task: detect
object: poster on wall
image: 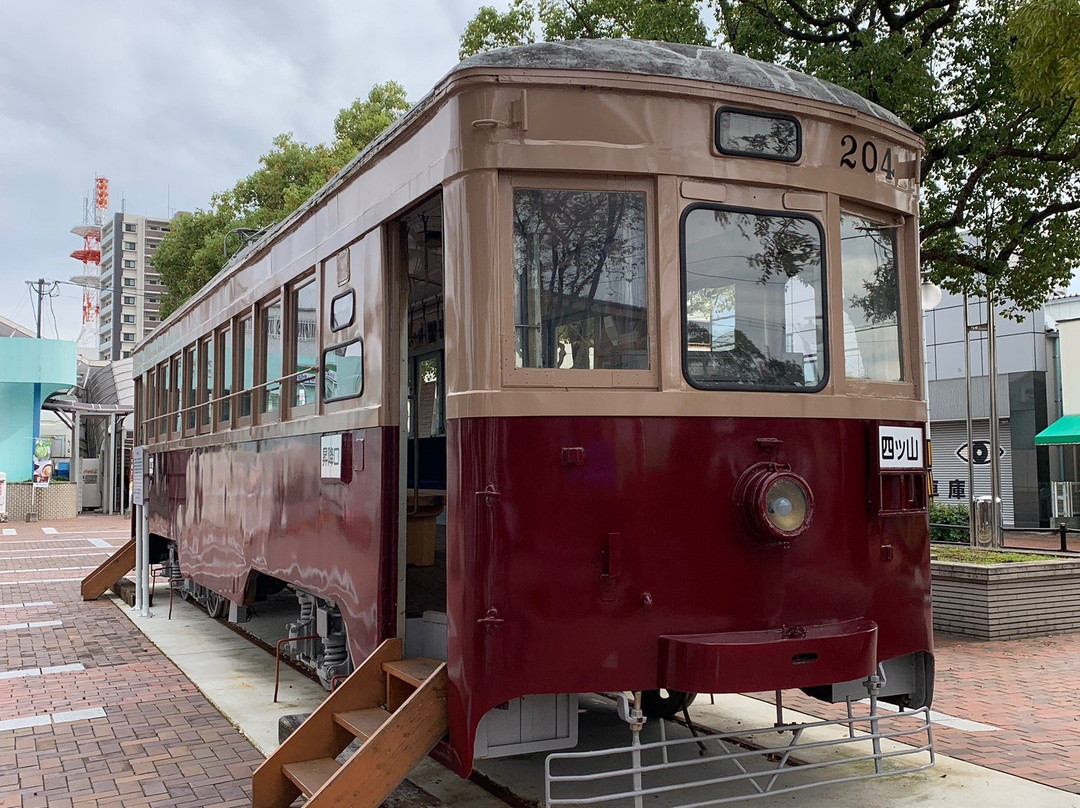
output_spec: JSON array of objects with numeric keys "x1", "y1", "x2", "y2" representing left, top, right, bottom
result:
[{"x1": 32, "y1": 438, "x2": 52, "y2": 488}]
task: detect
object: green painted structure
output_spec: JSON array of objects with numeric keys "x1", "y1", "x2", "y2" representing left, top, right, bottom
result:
[{"x1": 0, "y1": 339, "x2": 77, "y2": 481}]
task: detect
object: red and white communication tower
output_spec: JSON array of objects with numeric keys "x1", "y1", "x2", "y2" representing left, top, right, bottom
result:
[{"x1": 70, "y1": 177, "x2": 109, "y2": 349}]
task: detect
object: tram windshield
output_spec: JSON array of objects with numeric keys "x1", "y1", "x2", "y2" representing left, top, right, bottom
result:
[
  {"x1": 682, "y1": 206, "x2": 826, "y2": 390},
  {"x1": 513, "y1": 188, "x2": 649, "y2": 371},
  {"x1": 840, "y1": 213, "x2": 902, "y2": 381}
]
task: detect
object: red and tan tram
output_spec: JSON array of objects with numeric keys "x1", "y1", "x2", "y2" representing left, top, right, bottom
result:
[{"x1": 133, "y1": 40, "x2": 933, "y2": 777}]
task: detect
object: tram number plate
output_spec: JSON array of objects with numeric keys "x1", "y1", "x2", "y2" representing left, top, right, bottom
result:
[
  {"x1": 839, "y1": 135, "x2": 896, "y2": 181},
  {"x1": 878, "y1": 425, "x2": 924, "y2": 470}
]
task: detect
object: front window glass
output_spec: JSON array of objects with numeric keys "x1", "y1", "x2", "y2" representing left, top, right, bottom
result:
[
  {"x1": 682, "y1": 206, "x2": 826, "y2": 390},
  {"x1": 841, "y1": 214, "x2": 902, "y2": 381},
  {"x1": 513, "y1": 188, "x2": 648, "y2": 370}
]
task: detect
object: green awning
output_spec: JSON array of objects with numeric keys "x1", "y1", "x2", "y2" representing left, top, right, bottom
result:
[{"x1": 1035, "y1": 415, "x2": 1080, "y2": 445}]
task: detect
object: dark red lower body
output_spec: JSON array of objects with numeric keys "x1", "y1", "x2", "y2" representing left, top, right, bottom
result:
[{"x1": 148, "y1": 414, "x2": 933, "y2": 776}]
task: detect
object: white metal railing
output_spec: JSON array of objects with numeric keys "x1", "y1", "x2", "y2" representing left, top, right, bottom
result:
[{"x1": 545, "y1": 706, "x2": 933, "y2": 808}]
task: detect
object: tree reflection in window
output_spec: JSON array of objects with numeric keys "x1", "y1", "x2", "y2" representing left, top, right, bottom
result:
[
  {"x1": 842, "y1": 214, "x2": 902, "y2": 381},
  {"x1": 716, "y1": 110, "x2": 800, "y2": 160},
  {"x1": 683, "y1": 207, "x2": 825, "y2": 389},
  {"x1": 514, "y1": 189, "x2": 648, "y2": 370}
]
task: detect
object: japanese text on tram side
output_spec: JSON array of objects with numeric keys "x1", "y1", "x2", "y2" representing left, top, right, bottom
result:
[{"x1": 878, "y1": 425, "x2": 924, "y2": 470}]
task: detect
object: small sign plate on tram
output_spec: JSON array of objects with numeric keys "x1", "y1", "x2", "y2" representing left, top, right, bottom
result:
[
  {"x1": 877, "y1": 425, "x2": 924, "y2": 470},
  {"x1": 321, "y1": 434, "x2": 343, "y2": 481}
]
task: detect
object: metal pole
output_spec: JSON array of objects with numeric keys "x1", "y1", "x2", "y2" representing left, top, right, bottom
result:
[
  {"x1": 140, "y1": 495, "x2": 151, "y2": 617},
  {"x1": 73, "y1": 413, "x2": 82, "y2": 513},
  {"x1": 987, "y1": 284, "x2": 1003, "y2": 548},
  {"x1": 963, "y1": 293, "x2": 976, "y2": 546},
  {"x1": 134, "y1": 501, "x2": 144, "y2": 612}
]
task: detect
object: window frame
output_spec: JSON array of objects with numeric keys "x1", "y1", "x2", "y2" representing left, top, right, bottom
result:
[
  {"x1": 329, "y1": 289, "x2": 356, "y2": 332},
  {"x1": 322, "y1": 337, "x2": 365, "y2": 403},
  {"x1": 257, "y1": 295, "x2": 283, "y2": 421},
  {"x1": 679, "y1": 201, "x2": 830, "y2": 394},
  {"x1": 289, "y1": 273, "x2": 319, "y2": 418},
  {"x1": 235, "y1": 312, "x2": 254, "y2": 426},
  {"x1": 500, "y1": 173, "x2": 658, "y2": 390},
  {"x1": 713, "y1": 106, "x2": 803, "y2": 163}
]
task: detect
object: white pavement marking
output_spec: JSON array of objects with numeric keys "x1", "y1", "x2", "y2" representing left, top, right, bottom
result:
[
  {"x1": 0, "y1": 553, "x2": 110, "y2": 561},
  {"x1": 0, "y1": 537, "x2": 111, "y2": 546},
  {"x1": 2, "y1": 529, "x2": 15, "y2": 536},
  {"x1": 0, "y1": 620, "x2": 63, "y2": 631},
  {"x1": 0, "y1": 707, "x2": 106, "y2": 732},
  {"x1": 0, "y1": 566, "x2": 97, "y2": 574},
  {"x1": 857, "y1": 699, "x2": 1001, "y2": 732},
  {"x1": 0, "y1": 601, "x2": 54, "y2": 609},
  {"x1": 0, "y1": 663, "x2": 85, "y2": 681},
  {"x1": 41, "y1": 527, "x2": 58, "y2": 534},
  {"x1": 0, "y1": 578, "x2": 85, "y2": 585},
  {"x1": 88, "y1": 538, "x2": 116, "y2": 548}
]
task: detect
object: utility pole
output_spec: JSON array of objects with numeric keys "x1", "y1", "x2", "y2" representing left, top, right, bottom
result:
[{"x1": 30, "y1": 277, "x2": 46, "y2": 338}]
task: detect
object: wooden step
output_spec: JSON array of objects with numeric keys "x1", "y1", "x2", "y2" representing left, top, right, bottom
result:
[
  {"x1": 382, "y1": 658, "x2": 441, "y2": 687},
  {"x1": 282, "y1": 757, "x2": 341, "y2": 798},
  {"x1": 81, "y1": 537, "x2": 136, "y2": 600},
  {"x1": 334, "y1": 707, "x2": 392, "y2": 741}
]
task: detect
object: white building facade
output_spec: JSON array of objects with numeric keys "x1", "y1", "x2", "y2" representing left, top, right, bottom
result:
[{"x1": 98, "y1": 213, "x2": 169, "y2": 361}]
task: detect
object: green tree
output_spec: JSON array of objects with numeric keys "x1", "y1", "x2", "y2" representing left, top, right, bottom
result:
[
  {"x1": 155, "y1": 81, "x2": 410, "y2": 317},
  {"x1": 460, "y1": 1, "x2": 1080, "y2": 316},
  {"x1": 1009, "y1": 0, "x2": 1080, "y2": 103}
]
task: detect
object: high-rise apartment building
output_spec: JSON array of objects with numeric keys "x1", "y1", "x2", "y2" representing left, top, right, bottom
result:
[{"x1": 98, "y1": 213, "x2": 169, "y2": 361}]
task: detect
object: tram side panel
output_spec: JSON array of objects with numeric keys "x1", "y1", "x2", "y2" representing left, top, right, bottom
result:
[
  {"x1": 445, "y1": 413, "x2": 932, "y2": 775},
  {"x1": 147, "y1": 425, "x2": 399, "y2": 663}
]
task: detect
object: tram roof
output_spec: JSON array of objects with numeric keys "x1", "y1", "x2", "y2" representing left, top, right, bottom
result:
[
  {"x1": 455, "y1": 39, "x2": 908, "y2": 129},
  {"x1": 139, "y1": 40, "x2": 907, "y2": 359}
]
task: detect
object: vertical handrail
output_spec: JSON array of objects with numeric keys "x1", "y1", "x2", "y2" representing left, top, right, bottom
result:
[{"x1": 273, "y1": 634, "x2": 321, "y2": 702}]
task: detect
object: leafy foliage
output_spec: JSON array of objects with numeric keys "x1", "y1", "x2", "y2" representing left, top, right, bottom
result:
[
  {"x1": 929, "y1": 500, "x2": 970, "y2": 544},
  {"x1": 460, "y1": 1, "x2": 1080, "y2": 316},
  {"x1": 155, "y1": 82, "x2": 410, "y2": 318}
]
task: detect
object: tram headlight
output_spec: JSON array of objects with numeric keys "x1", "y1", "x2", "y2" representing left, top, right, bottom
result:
[
  {"x1": 735, "y1": 463, "x2": 814, "y2": 543},
  {"x1": 764, "y1": 477, "x2": 810, "y2": 534}
]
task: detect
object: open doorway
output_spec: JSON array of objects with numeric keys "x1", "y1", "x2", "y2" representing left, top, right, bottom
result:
[{"x1": 396, "y1": 194, "x2": 448, "y2": 659}]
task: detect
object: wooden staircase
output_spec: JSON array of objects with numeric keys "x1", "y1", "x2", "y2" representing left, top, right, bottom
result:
[
  {"x1": 80, "y1": 537, "x2": 136, "y2": 600},
  {"x1": 252, "y1": 637, "x2": 448, "y2": 808}
]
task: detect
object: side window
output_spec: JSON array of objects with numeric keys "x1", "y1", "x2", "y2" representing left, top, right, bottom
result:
[
  {"x1": 840, "y1": 213, "x2": 902, "y2": 381},
  {"x1": 330, "y1": 290, "x2": 355, "y2": 332},
  {"x1": 323, "y1": 339, "x2": 363, "y2": 401},
  {"x1": 682, "y1": 205, "x2": 826, "y2": 390},
  {"x1": 219, "y1": 325, "x2": 233, "y2": 424},
  {"x1": 261, "y1": 299, "x2": 282, "y2": 414},
  {"x1": 293, "y1": 279, "x2": 319, "y2": 407},
  {"x1": 201, "y1": 336, "x2": 213, "y2": 427},
  {"x1": 237, "y1": 316, "x2": 254, "y2": 418},
  {"x1": 513, "y1": 188, "x2": 649, "y2": 370}
]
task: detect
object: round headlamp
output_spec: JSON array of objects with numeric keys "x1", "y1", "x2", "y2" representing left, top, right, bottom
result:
[{"x1": 735, "y1": 463, "x2": 815, "y2": 544}]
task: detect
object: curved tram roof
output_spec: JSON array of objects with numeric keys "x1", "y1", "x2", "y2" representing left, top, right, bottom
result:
[
  {"x1": 145, "y1": 39, "x2": 909, "y2": 352},
  {"x1": 456, "y1": 39, "x2": 906, "y2": 128}
]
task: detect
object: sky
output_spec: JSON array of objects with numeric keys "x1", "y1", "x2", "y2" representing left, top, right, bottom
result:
[{"x1": 0, "y1": 0, "x2": 489, "y2": 343}]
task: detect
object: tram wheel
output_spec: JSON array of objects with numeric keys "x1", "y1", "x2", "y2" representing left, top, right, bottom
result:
[
  {"x1": 205, "y1": 593, "x2": 227, "y2": 618},
  {"x1": 640, "y1": 689, "x2": 696, "y2": 720}
]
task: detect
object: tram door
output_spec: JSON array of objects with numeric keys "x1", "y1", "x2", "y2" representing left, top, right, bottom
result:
[{"x1": 394, "y1": 195, "x2": 448, "y2": 659}]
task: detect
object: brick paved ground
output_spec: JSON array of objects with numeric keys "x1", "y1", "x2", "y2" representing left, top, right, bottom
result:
[
  {"x1": 755, "y1": 629, "x2": 1080, "y2": 795},
  {"x1": 0, "y1": 514, "x2": 263, "y2": 808},
  {"x1": 4, "y1": 512, "x2": 1080, "y2": 803}
]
